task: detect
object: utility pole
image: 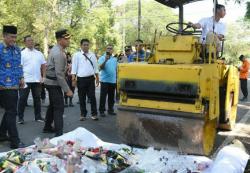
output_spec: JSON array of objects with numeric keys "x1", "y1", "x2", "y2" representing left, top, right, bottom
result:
[
  {"x1": 138, "y1": 0, "x2": 141, "y2": 40},
  {"x1": 122, "y1": 5, "x2": 126, "y2": 50}
]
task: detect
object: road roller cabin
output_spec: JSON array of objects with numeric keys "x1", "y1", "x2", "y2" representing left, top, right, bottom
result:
[{"x1": 117, "y1": 0, "x2": 239, "y2": 155}]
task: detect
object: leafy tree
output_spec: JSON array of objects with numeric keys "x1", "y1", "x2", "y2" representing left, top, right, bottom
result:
[
  {"x1": 115, "y1": 0, "x2": 178, "y2": 50},
  {"x1": 245, "y1": 1, "x2": 250, "y2": 20},
  {"x1": 224, "y1": 20, "x2": 250, "y2": 64},
  {"x1": 222, "y1": 0, "x2": 250, "y2": 63},
  {"x1": 0, "y1": 0, "x2": 118, "y2": 56}
]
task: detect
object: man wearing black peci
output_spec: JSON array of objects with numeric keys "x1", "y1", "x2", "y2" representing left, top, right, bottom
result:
[{"x1": 0, "y1": 25, "x2": 26, "y2": 149}]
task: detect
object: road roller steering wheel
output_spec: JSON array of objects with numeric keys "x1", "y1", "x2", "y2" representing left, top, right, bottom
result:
[{"x1": 166, "y1": 22, "x2": 201, "y2": 35}]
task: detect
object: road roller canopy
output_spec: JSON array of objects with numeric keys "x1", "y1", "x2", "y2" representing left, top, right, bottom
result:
[
  {"x1": 154, "y1": 0, "x2": 206, "y2": 31},
  {"x1": 154, "y1": 0, "x2": 203, "y2": 8}
]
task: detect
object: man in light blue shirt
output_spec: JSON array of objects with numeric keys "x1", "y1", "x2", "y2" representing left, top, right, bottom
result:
[{"x1": 98, "y1": 44, "x2": 118, "y2": 116}]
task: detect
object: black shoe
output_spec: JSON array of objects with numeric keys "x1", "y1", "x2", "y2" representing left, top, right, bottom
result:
[
  {"x1": 54, "y1": 132, "x2": 63, "y2": 137},
  {"x1": 91, "y1": 115, "x2": 99, "y2": 120},
  {"x1": 10, "y1": 142, "x2": 26, "y2": 149},
  {"x1": 80, "y1": 116, "x2": 86, "y2": 121},
  {"x1": 43, "y1": 128, "x2": 55, "y2": 133},
  {"x1": 100, "y1": 112, "x2": 106, "y2": 117},
  {"x1": 18, "y1": 118, "x2": 24, "y2": 124},
  {"x1": 108, "y1": 111, "x2": 117, "y2": 116},
  {"x1": 35, "y1": 117, "x2": 45, "y2": 122},
  {"x1": 0, "y1": 135, "x2": 9, "y2": 142},
  {"x1": 69, "y1": 103, "x2": 74, "y2": 107},
  {"x1": 64, "y1": 104, "x2": 69, "y2": 107},
  {"x1": 240, "y1": 97, "x2": 248, "y2": 101}
]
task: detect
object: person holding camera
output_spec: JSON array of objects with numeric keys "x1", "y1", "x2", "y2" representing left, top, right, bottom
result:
[
  {"x1": 71, "y1": 39, "x2": 99, "y2": 121},
  {"x1": 98, "y1": 45, "x2": 118, "y2": 117}
]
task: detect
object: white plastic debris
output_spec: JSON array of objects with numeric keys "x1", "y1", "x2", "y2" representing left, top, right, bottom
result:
[
  {"x1": 207, "y1": 145, "x2": 249, "y2": 173},
  {"x1": 1, "y1": 127, "x2": 249, "y2": 173},
  {"x1": 128, "y1": 147, "x2": 212, "y2": 173}
]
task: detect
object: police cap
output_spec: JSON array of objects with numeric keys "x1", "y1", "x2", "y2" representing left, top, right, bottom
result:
[
  {"x1": 55, "y1": 29, "x2": 71, "y2": 39},
  {"x1": 3, "y1": 25, "x2": 17, "y2": 34}
]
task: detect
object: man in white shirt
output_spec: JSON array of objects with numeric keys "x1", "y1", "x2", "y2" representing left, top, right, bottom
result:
[
  {"x1": 71, "y1": 39, "x2": 99, "y2": 121},
  {"x1": 189, "y1": 4, "x2": 226, "y2": 43},
  {"x1": 18, "y1": 35, "x2": 46, "y2": 124}
]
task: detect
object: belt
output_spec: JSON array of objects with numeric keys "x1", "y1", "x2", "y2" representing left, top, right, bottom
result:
[
  {"x1": 44, "y1": 85, "x2": 61, "y2": 89},
  {"x1": 77, "y1": 75, "x2": 95, "y2": 79},
  {"x1": 46, "y1": 75, "x2": 57, "y2": 80}
]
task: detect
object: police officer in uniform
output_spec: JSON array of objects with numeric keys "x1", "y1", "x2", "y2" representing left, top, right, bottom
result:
[
  {"x1": 43, "y1": 29, "x2": 73, "y2": 137},
  {"x1": 0, "y1": 25, "x2": 25, "y2": 149}
]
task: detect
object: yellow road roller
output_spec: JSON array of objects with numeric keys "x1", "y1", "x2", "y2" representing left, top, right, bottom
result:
[{"x1": 117, "y1": 0, "x2": 239, "y2": 155}]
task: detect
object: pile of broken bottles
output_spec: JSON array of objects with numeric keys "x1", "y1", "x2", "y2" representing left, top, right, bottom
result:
[
  {"x1": 0, "y1": 138, "x2": 214, "y2": 173},
  {"x1": 0, "y1": 138, "x2": 131, "y2": 173}
]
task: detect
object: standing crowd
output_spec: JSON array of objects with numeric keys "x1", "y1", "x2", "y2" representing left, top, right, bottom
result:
[
  {"x1": 0, "y1": 25, "x2": 149, "y2": 149},
  {"x1": 0, "y1": 4, "x2": 248, "y2": 149}
]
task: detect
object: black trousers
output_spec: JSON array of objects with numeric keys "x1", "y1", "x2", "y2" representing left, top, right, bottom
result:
[
  {"x1": 0, "y1": 90, "x2": 20, "y2": 145},
  {"x1": 18, "y1": 83, "x2": 42, "y2": 120},
  {"x1": 44, "y1": 86, "x2": 64, "y2": 136},
  {"x1": 41, "y1": 83, "x2": 46, "y2": 100},
  {"x1": 77, "y1": 76, "x2": 97, "y2": 116},
  {"x1": 240, "y1": 79, "x2": 248, "y2": 98},
  {"x1": 64, "y1": 76, "x2": 75, "y2": 101},
  {"x1": 99, "y1": 82, "x2": 116, "y2": 113}
]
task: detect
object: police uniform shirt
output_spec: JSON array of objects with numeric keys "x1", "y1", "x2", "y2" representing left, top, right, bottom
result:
[
  {"x1": 44, "y1": 44, "x2": 70, "y2": 93},
  {"x1": 0, "y1": 43, "x2": 23, "y2": 89}
]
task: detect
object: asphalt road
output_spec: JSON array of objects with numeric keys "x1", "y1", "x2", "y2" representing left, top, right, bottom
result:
[
  {"x1": 0, "y1": 83, "x2": 249, "y2": 156},
  {"x1": 0, "y1": 87, "x2": 122, "y2": 152}
]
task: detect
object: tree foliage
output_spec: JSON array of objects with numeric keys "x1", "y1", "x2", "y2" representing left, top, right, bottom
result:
[
  {"x1": 245, "y1": 1, "x2": 250, "y2": 20},
  {"x1": 222, "y1": 0, "x2": 250, "y2": 63},
  {"x1": 0, "y1": 0, "x2": 117, "y2": 55},
  {"x1": 224, "y1": 20, "x2": 250, "y2": 64},
  {"x1": 115, "y1": 0, "x2": 178, "y2": 48},
  {"x1": 0, "y1": 0, "x2": 247, "y2": 56}
]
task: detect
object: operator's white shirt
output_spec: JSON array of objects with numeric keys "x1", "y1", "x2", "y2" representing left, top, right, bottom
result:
[
  {"x1": 21, "y1": 48, "x2": 46, "y2": 83},
  {"x1": 71, "y1": 50, "x2": 99, "y2": 77},
  {"x1": 198, "y1": 16, "x2": 226, "y2": 42}
]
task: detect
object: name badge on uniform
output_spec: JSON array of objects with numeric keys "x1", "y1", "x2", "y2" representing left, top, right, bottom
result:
[
  {"x1": 5, "y1": 63, "x2": 11, "y2": 68},
  {"x1": 6, "y1": 77, "x2": 11, "y2": 82}
]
